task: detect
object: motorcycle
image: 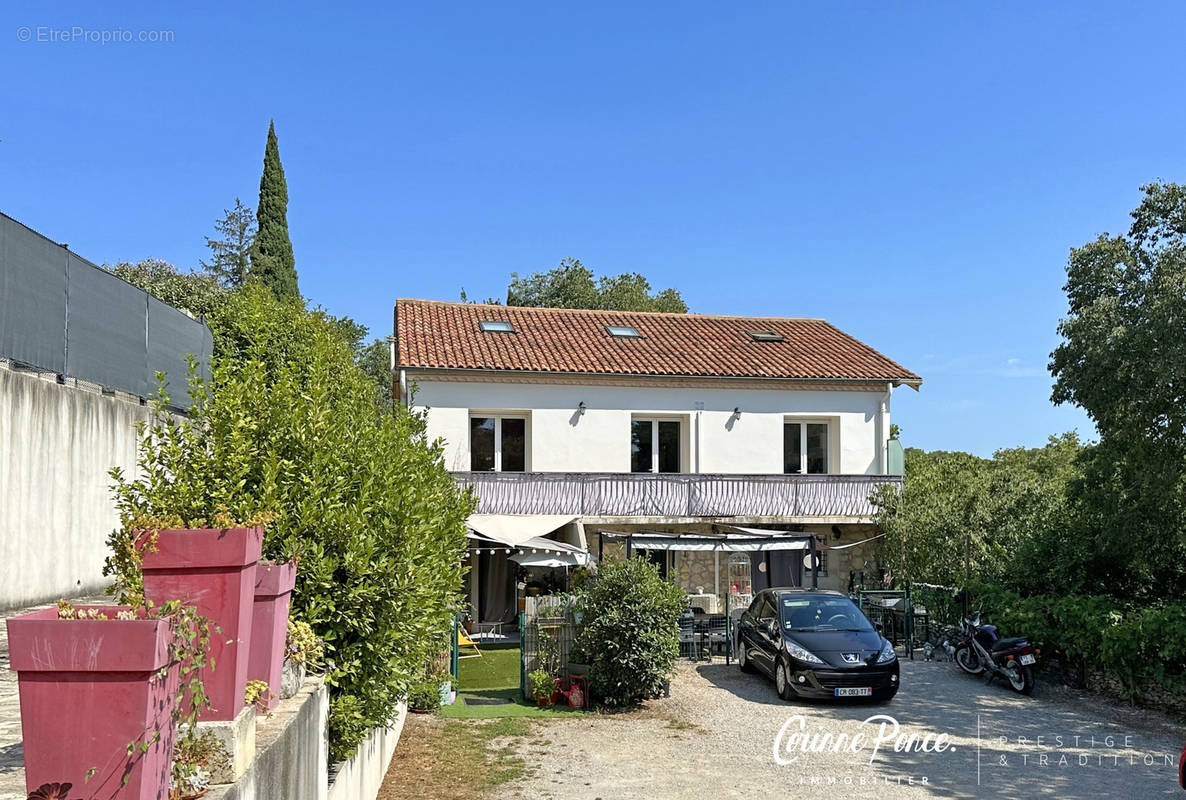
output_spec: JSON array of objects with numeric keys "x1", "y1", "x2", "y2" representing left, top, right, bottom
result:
[{"x1": 943, "y1": 611, "x2": 1037, "y2": 695}]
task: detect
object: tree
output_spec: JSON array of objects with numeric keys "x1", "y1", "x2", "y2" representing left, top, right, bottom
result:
[
  {"x1": 507, "y1": 258, "x2": 688, "y2": 312},
  {"x1": 871, "y1": 435, "x2": 1082, "y2": 592},
  {"x1": 108, "y1": 258, "x2": 226, "y2": 319},
  {"x1": 200, "y1": 198, "x2": 256, "y2": 287},
  {"x1": 249, "y1": 120, "x2": 299, "y2": 300},
  {"x1": 356, "y1": 338, "x2": 394, "y2": 411},
  {"x1": 1050, "y1": 182, "x2": 1186, "y2": 599},
  {"x1": 107, "y1": 285, "x2": 471, "y2": 760}
]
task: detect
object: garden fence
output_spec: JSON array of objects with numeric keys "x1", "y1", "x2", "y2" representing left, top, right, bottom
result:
[{"x1": 0, "y1": 213, "x2": 212, "y2": 408}]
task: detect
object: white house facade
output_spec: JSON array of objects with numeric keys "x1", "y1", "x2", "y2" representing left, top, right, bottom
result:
[{"x1": 394, "y1": 299, "x2": 920, "y2": 625}]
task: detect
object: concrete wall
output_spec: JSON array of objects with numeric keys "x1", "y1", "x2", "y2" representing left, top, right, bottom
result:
[
  {"x1": 410, "y1": 376, "x2": 893, "y2": 476},
  {"x1": 0, "y1": 362, "x2": 151, "y2": 609},
  {"x1": 209, "y1": 679, "x2": 330, "y2": 800},
  {"x1": 327, "y1": 703, "x2": 407, "y2": 800}
]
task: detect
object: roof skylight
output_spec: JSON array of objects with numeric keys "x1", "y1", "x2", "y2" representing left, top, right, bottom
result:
[
  {"x1": 606, "y1": 324, "x2": 642, "y2": 338},
  {"x1": 749, "y1": 331, "x2": 785, "y2": 342},
  {"x1": 479, "y1": 320, "x2": 515, "y2": 333}
]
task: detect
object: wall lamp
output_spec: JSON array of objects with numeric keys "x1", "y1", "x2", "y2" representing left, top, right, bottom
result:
[
  {"x1": 732, "y1": 407, "x2": 741, "y2": 418},
  {"x1": 578, "y1": 401, "x2": 587, "y2": 416}
]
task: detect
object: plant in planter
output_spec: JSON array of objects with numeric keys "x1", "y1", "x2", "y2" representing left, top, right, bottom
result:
[
  {"x1": 26, "y1": 783, "x2": 82, "y2": 800},
  {"x1": 248, "y1": 559, "x2": 298, "y2": 711},
  {"x1": 105, "y1": 505, "x2": 276, "y2": 722},
  {"x1": 168, "y1": 729, "x2": 228, "y2": 800},
  {"x1": 528, "y1": 669, "x2": 558, "y2": 707},
  {"x1": 407, "y1": 678, "x2": 444, "y2": 713},
  {"x1": 7, "y1": 599, "x2": 213, "y2": 800},
  {"x1": 281, "y1": 618, "x2": 326, "y2": 699}
]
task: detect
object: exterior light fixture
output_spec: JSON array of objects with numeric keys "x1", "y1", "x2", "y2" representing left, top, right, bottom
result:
[
  {"x1": 578, "y1": 401, "x2": 586, "y2": 415},
  {"x1": 733, "y1": 407, "x2": 741, "y2": 417}
]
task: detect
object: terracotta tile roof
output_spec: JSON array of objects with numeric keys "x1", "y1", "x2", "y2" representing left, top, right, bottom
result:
[{"x1": 395, "y1": 299, "x2": 921, "y2": 385}]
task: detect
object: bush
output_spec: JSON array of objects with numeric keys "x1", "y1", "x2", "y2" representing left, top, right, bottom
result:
[
  {"x1": 573, "y1": 558, "x2": 685, "y2": 707},
  {"x1": 926, "y1": 583, "x2": 1186, "y2": 704},
  {"x1": 106, "y1": 285, "x2": 473, "y2": 760}
]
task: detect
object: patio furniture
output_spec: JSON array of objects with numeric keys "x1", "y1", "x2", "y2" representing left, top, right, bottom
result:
[
  {"x1": 458, "y1": 628, "x2": 483, "y2": 659},
  {"x1": 678, "y1": 614, "x2": 700, "y2": 660}
]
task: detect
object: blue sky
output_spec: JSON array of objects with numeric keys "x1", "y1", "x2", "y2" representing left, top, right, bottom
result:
[{"x1": 5, "y1": 1, "x2": 1184, "y2": 456}]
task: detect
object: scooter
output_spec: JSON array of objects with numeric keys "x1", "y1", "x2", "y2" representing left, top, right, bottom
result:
[{"x1": 944, "y1": 611, "x2": 1037, "y2": 695}]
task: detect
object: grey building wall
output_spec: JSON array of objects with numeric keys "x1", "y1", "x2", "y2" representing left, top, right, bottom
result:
[{"x1": 0, "y1": 362, "x2": 152, "y2": 609}]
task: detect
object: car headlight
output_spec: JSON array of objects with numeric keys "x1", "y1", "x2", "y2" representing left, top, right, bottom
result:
[
  {"x1": 785, "y1": 640, "x2": 825, "y2": 665},
  {"x1": 877, "y1": 639, "x2": 897, "y2": 664}
]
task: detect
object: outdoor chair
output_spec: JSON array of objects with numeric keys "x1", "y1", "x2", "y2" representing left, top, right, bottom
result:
[
  {"x1": 458, "y1": 628, "x2": 483, "y2": 659},
  {"x1": 678, "y1": 615, "x2": 699, "y2": 660}
]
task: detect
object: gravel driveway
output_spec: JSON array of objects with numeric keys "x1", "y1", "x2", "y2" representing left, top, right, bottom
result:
[{"x1": 498, "y1": 659, "x2": 1183, "y2": 799}]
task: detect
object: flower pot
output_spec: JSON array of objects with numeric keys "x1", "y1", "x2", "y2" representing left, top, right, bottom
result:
[
  {"x1": 247, "y1": 560, "x2": 297, "y2": 711},
  {"x1": 6, "y1": 606, "x2": 179, "y2": 800},
  {"x1": 140, "y1": 526, "x2": 263, "y2": 721}
]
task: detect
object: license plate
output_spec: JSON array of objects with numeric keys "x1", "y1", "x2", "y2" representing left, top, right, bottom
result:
[
  {"x1": 835, "y1": 687, "x2": 872, "y2": 697},
  {"x1": 1020, "y1": 654, "x2": 1036, "y2": 665}
]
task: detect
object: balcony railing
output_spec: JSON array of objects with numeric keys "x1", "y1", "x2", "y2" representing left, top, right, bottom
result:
[{"x1": 453, "y1": 472, "x2": 901, "y2": 519}]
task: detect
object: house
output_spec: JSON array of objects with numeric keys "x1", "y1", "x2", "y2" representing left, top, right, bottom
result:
[{"x1": 393, "y1": 298, "x2": 920, "y2": 627}]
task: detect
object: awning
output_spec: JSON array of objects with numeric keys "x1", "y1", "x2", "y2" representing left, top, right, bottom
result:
[
  {"x1": 466, "y1": 514, "x2": 578, "y2": 546},
  {"x1": 615, "y1": 532, "x2": 813, "y2": 553},
  {"x1": 510, "y1": 536, "x2": 591, "y2": 567}
]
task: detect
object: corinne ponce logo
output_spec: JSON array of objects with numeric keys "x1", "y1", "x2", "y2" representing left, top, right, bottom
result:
[{"x1": 773, "y1": 714, "x2": 954, "y2": 766}]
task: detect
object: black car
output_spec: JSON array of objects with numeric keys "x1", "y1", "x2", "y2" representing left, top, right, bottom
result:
[{"x1": 736, "y1": 588, "x2": 899, "y2": 701}]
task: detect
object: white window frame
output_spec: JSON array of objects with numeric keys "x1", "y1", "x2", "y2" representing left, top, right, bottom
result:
[
  {"x1": 784, "y1": 419, "x2": 831, "y2": 475},
  {"x1": 469, "y1": 414, "x2": 529, "y2": 472},
  {"x1": 632, "y1": 416, "x2": 682, "y2": 473}
]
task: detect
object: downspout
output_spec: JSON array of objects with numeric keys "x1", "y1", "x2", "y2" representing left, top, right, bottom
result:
[{"x1": 877, "y1": 382, "x2": 892, "y2": 474}]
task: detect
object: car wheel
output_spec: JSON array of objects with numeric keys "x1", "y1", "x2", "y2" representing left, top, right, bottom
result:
[
  {"x1": 737, "y1": 638, "x2": 756, "y2": 674},
  {"x1": 775, "y1": 659, "x2": 795, "y2": 701}
]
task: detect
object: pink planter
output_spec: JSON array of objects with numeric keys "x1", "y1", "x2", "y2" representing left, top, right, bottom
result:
[
  {"x1": 140, "y1": 526, "x2": 262, "y2": 721},
  {"x1": 248, "y1": 560, "x2": 297, "y2": 711},
  {"x1": 6, "y1": 606, "x2": 178, "y2": 800}
]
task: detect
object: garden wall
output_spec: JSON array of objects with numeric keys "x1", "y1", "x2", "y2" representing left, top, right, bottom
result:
[
  {"x1": 327, "y1": 704, "x2": 408, "y2": 800},
  {"x1": 0, "y1": 362, "x2": 150, "y2": 609}
]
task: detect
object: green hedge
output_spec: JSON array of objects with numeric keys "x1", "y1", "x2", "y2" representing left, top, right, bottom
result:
[{"x1": 920, "y1": 583, "x2": 1186, "y2": 702}]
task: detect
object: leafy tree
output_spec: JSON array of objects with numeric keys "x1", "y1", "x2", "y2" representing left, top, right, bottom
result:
[
  {"x1": 356, "y1": 338, "x2": 394, "y2": 411},
  {"x1": 872, "y1": 435, "x2": 1082, "y2": 592},
  {"x1": 108, "y1": 258, "x2": 227, "y2": 319},
  {"x1": 507, "y1": 258, "x2": 688, "y2": 312},
  {"x1": 1050, "y1": 182, "x2": 1186, "y2": 599},
  {"x1": 249, "y1": 121, "x2": 299, "y2": 300},
  {"x1": 200, "y1": 198, "x2": 256, "y2": 287},
  {"x1": 573, "y1": 557, "x2": 686, "y2": 706},
  {"x1": 107, "y1": 285, "x2": 472, "y2": 759}
]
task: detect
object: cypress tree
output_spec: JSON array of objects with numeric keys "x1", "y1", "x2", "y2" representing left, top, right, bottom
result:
[{"x1": 249, "y1": 120, "x2": 299, "y2": 299}]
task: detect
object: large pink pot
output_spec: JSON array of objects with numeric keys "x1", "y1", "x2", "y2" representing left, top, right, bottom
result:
[
  {"x1": 6, "y1": 606, "x2": 178, "y2": 800},
  {"x1": 140, "y1": 526, "x2": 262, "y2": 721},
  {"x1": 247, "y1": 560, "x2": 297, "y2": 711}
]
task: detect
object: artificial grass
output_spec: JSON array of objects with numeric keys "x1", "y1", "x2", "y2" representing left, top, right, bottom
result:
[{"x1": 440, "y1": 646, "x2": 584, "y2": 719}]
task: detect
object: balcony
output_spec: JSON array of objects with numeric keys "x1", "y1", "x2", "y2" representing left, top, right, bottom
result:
[{"x1": 453, "y1": 472, "x2": 901, "y2": 521}]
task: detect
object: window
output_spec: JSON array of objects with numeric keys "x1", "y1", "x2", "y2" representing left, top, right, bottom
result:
[
  {"x1": 606, "y1": 324, "x2": 641, "y2": 338},
  {"x1": 470, "y1": 415, "x2": 527, "y2": 471},
  {"x1": 631, "y1": 418, "x2": 681, "y2": 473},
  {"x1": 479, "y1": 320, "x2": 514, "y2": 333},
  {"x1": 784, "y1": 421, "x2": 829, "y2": 474},
  {"x1": 748, "y1": 330, "x2": 785, "y2": 342}
]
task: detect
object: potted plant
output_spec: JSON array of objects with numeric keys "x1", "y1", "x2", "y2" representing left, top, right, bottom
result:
[
  {"x1": 280, "y1": 618, "x2": 325, "y2": 699},
  {"x1": 128, "y1": 518, "x2": 265, "y2": 722},
  {"x1": 528, "y1": 668, "x2": 558, "y2": 707},
  {"x1": 5, "y1": 600, "x2": 208, "y2": 800},
  {"x1": 168, "y1": 730, "x2": 228, "y2": 800},
  {"x1": 408, "y1": 678, "x2": 443, "y2": 713},
  {"x1": 247, "y1": 559, "x2": 297, "y2": 711}
]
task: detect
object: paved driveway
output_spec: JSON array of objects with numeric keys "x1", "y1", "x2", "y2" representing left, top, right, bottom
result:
[{"x1": 500, "y1": 659, "x2": 1183, "y2": 799}]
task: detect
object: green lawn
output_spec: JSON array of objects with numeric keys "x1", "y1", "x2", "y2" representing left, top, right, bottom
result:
[{"x1": 439, "y1": 645, "x2": 583, "y2": 720}]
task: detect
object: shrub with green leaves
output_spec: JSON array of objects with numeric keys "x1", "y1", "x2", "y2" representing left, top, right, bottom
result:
[
  {"x1": 106, "y1": 285, "x2": 473, "y2": 760},
  {"x1": 573, "y1": 558, "x2": 685, "y2": 707}
]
